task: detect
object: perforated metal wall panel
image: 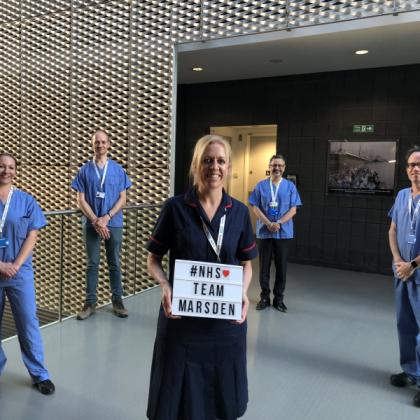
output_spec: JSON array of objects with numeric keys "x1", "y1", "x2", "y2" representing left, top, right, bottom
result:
[
  {"x1": 0, "y1": 22, "x2": 20, "y2": 158},
  {"x1": 0, "y1": 1, "x2": 20, "y2": 24},
  {"x1": 202, "y1": 0, "x2": 288, "y2": 38},
  {"x1": 0, "y1": 0, "x2": 419, "y2": 316},
  {"x1": 34, "y1": 216, "x2": 62, "y2": 316},
  {"x1": 21, "y1": 0, "x2": 70, "y2": 20},
  {"x1": 287, "y1": 0, "x2": 396, "y2": 27}
]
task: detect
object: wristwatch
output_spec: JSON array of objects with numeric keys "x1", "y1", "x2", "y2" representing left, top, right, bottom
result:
[{"x1": 410, "y1": 260, "x2": 418, "y2": 269}]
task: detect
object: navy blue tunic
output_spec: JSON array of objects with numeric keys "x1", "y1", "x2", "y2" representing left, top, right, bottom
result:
[{"x1": 146, "y1": 188, "x2": 257, "y2": 420}]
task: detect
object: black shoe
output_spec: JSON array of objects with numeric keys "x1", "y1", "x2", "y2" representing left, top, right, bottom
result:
[
  {"x1": 256, "y1": 298, "x2": 270, "y2": 310},
  {"x1": 273, "y1": 300, "x2": 287, "y2": 312},
  {"x1": 34, "y1": 379, "x2": 55, "y2": 395},
  {"x1": 414, "y1": 390, "x2": 420, "y2": 408},
  {"x1": 390, "y1": 372, "x2": 416, "y2": 387}
]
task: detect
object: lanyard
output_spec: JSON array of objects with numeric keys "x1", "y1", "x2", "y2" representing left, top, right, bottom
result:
[
  {"x1": 408, "y1": 193, "x2": 420, "y2": 232},
  {"x1": 0, "y1": 187, "x2": 14, "y2": 236},
  {"x1": 270, "y1": 178, "x2": 282, "y2": 203},
  {"x1": 92, "y1": 159, "x2": 109, "y2": 192},
  {"x1": 201, "y1": 213, "x2": 226, "y2": 263}
]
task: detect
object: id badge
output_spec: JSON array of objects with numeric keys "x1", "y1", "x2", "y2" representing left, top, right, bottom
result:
[
  {"x1": 0, "y1": 237, "x2": 9, "y2": 248},
  {"x1": 407, "y1": 234, "x2": 416, "y2": 244},
  {"x1": 96, "y1": 191, "x2": 105, "y2": 199},
  {"x1": 268, "y1": 202, "x2": 278, "y2": 219}
]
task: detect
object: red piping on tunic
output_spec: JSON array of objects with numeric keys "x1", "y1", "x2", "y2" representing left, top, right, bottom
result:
[
  {"x1": 149, "y1": 235, "x2": 164, "y2": 245},
  {"x1": 241, "y1": 242, "x2": 256, "y2": 252}
]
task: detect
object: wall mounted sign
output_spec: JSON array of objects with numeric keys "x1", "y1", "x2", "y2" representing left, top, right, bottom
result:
[
  {"x1": 172, "y1": 259, "x2": 243, "y2": 320},
  {"x1": 353, "y1": 124, "x2": 374, "y2": 133}
]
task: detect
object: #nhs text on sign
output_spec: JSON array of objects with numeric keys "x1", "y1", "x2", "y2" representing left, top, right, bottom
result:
[{"x1": 172, "y1": 259, "x2": 243, "y2": 321}]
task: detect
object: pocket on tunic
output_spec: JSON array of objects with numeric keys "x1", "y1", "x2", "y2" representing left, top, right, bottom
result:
[
  {"x1": 106, "y1": 179, "x2": 120, "y2": 198},
  {"x1": 16, "y1": 217, "x2": 30, "y2": 239}
]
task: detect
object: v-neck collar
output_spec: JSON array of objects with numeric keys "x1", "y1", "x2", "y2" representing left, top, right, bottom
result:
[{"x1": 184, "y1": 187, "x2": 232, "y2": 227}]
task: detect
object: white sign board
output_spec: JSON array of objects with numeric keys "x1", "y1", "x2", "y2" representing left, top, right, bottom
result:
[{"x1": 172, "y1": 259, "x2": 243, "y2": 321}]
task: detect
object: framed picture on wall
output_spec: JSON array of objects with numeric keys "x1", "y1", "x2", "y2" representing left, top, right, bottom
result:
[{"x1": 326, "y1": 140, "x2": 398, "y2": 196}]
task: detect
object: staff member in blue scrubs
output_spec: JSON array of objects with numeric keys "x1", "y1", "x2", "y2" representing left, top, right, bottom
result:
[
  {"x1": 0, "y1": 152, "x2": 55, "y2": 395},
  {"x1": 249, "y1": 154, "x2": 302, "y2": 312},
  {"x1": 146, "y1": 135, "x2": 257, "y2": 420},
  {"x1": 389, "y1": 146, "x2": 420, "y2": 407},
  {"x1": 72, "y1": 130, "x2": 132, "y2": 320}
]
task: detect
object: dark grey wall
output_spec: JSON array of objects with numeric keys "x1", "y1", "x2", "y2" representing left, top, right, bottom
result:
[{"x1": 175, "y1": 64, "x2": 420, "y2": 275}]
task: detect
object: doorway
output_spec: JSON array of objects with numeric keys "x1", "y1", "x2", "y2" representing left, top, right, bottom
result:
[{"x1": 210, "y1": 124, "x2": 277, "y2": 230}]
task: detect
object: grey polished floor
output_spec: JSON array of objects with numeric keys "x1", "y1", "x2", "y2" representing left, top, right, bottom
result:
[{"x1": 0, "y1": 263, "x2": 418, "y2": 420}]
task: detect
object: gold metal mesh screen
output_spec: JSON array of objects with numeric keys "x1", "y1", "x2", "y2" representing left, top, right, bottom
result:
[{"x1": 0, "y1": 0, "x2": 418, "y2": 317}]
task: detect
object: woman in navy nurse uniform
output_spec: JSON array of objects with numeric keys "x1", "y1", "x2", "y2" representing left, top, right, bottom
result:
[
  {"x1": 146, "y1": 135, "x2": 257, "y2": 420},
  {"x1": 0, "y1": 152, "x2": 55, "y2": 395}
]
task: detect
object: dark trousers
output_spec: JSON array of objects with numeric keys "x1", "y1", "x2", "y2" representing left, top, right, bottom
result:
[{"x1": 258, "y1": 238, "x2": 289, "y2": 302}]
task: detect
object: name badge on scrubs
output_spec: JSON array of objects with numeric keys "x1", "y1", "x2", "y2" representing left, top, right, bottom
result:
[
  {"x1": 407, "y1": 234, "x2": 416, "y2": 244},
  {"x1": 268, "y1": 201, "x2": 278, "y2": 218},
  {"x1": 96, "y1": 191, "x2": 105, "y2": 199},
  {"x1": 0, "y1": 238, "x2": 9, "y2": 248}
]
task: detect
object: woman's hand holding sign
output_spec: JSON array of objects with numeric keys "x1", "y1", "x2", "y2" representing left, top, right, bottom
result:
[
  {"x1": 147, "y1": 252, "x2": 181, "y2": 319},
  {"x1": 232, "y1": 293, "x2": 249, "y2": 325},
  {"x1": 161, "y1": 280, "x2": 181, "y2": 319},
  {"x1": 233, "y1": 260, "x2": 253, "y2": 325}
]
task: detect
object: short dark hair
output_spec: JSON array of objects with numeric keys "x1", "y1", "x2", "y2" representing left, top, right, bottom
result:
[
  {"x1": 405, "y1": 146, "x2": 420, "y2": 164},
  {"x1": 269, "y1": 154, "x2": 285, "y2": 164},
  {"x1": 0, "y1": 152, "x2": 18, "y2": 166}
]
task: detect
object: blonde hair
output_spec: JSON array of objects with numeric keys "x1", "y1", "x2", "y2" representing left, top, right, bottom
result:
[{"x1": 189, "y1": 135, "x2": 232, "y2": 188}]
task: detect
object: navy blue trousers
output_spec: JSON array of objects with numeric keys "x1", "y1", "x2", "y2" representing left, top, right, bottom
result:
[{"x1": 395, "y1": 278, "x2": 420, "y2": 384}]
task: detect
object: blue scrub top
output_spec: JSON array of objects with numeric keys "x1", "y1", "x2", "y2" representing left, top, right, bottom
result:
[
  {"x1": 249, "y1": 178, "x2": 302, "y2": 239},
  {"x1": 0, "y1": 188, "x2": 46, "y2": 280},
  {"x1": 146, "y1": 188, "x2": 258, "y2": 286},
  {"x1": 71, "y1": 159, "x2": 132, "y2": 228},
  {"x1": 389, "y1": 187, "x2": 420, "y2": 283}
]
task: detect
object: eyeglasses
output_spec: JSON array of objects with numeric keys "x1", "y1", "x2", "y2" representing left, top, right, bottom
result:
[
  {"x1": 407, "y1": 162, "x2": 420, "y2": 169},
  {"x1": 270, "y1": 164, "x2": 285, "y2": 168}
]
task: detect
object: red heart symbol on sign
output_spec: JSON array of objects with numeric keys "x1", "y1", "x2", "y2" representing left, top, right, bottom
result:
[{"x1": 222, "y1": 270, "x2": 230, "y2": 277}]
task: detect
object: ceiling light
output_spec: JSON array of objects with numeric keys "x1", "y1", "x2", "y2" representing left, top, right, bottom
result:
[
  {"x1": 355, "y1": 50, "x2": 369, "y2": 55},
  {"x1": 192, "y1": 67, "x2": 203, "y2": 72}
]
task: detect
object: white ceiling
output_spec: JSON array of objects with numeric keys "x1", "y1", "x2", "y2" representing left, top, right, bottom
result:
[{"x1": 177, "y1": 12, "x2": 420, "y2": 84}]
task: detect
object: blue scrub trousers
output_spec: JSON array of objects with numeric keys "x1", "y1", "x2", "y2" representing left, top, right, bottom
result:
[
  {"x1": 84, "y1": 226, "x2": 124, "y2": 304},
  {"x1": 395, "y1": 278, "x2": 420, "y2": 385},
  {"x1": 0, "y1": 275, "x2": 50, "y2": 383}
]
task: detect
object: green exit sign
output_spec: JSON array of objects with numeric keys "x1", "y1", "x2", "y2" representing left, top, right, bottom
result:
[{"x1": 353, "y1": 124, "x2": 374, "y2": 133}]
